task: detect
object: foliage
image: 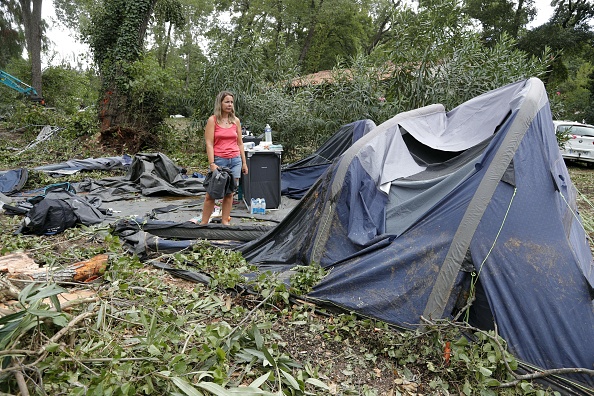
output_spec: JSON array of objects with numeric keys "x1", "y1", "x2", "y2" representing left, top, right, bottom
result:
[
  {"x1": 0, "y1": 282, "x2": 68, "y2": 350},
  {"x1": 0, "y1": 129, "x2": 587, "y2": 395},
  {"x1": 126, "y1": 55, "x2": 183, "y2": 130},
  {"x1": 0, "y1": 1, "x2": 24, "y2": 68},
  {"x1": 40, "y1": 65, "x2": 100, "y2": 114},
  {"x1": 84, "y1": 0, "x2": 160, "y2": 132},
  {"x1": 0, "y1": 215, "x2": 566, "y2": 395},
  {"x1": 62, "y1": 105, "x2": 100, "y2": 138},
  {"x1": 289, "y1": 263, "x2": 327, "y2": 296},
  {"x1": 1, "y1": 101, "x2": 65, "y2": 129},
  {"x1": 464, "y1": 0, "x2": 536, "y2": 42}
]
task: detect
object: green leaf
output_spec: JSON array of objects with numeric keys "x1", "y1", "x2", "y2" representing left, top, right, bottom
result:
[
  {"x1": 50, "y1": 294, "x2": 61, "y2": 312},
  {"x1": 462, "y1": 380, "x2": 472, "y2": 395},
  {"x1": 27, "y1": 309, "x2": 64, "y2": 318},
  {"x1": 171, "y1": 377, "x2": 204, "y2": 396},
  {"x1": 305, "y1": 378, "x2": 329, "y2": 390},
  {"x1": 0, "y1": 310, "x2": 26, "y2": 325},
  {"x1": 196, "y1": 381, "x2": 232, "y2": 396},
  {"x1": 18, "y1": 282, "x2": 37, "y2": 305},
  {"x1": 45, "y1": 342, "x2": 60, "y2": 352},
  {"x1": 253, "y1": 326, "x2": 263, "y2": 350},
  {"x1": 25, "y1": 284, "x2": 67, "y2": 303},
  {"x1": 280, "y1": 369, "x2": 300, "y2": 390},
  {"x1": 51, "y1": 314, "x2": 69, "y2": 327},
  {"x1": 261, "y1": 347, "x2": 277, "y2": 369},
  {"x1": 249, "y1": 372, "x2": 271, "y2": 388},
  {"x1": 148, "y1": 345, "x2": 161, "y2": 356},
  {"x1": 479, "y1": 366, "x2": 492, "y2": 377}
]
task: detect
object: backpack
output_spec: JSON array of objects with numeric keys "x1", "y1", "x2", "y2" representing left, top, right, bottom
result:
[{"x1": 21, "y1": 198, "x2": 78, "y2": 235}]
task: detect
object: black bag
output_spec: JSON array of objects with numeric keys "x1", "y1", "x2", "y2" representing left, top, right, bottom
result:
[
  {"x1": 17, "y1": 188, "x2": 104, "y2": 235},
  {"x1": 21, "y1": 198, "x2": 78, "y2": 235},
  {"x1": 203, "y1": 167, "x2": 236, "y2": 199}
]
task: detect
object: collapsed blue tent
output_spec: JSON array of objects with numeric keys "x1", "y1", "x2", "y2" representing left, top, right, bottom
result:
[
  {"x1": 281, "y1": 119, "x2": 375, "y2": 199},
  {"x1": 240, "y1": 78, "x2": 594, "y2": 390}
]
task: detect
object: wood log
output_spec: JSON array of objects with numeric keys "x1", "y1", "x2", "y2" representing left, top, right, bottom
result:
[{"x1": 1, "y1": 253, "x2": 108, "y2": 285}]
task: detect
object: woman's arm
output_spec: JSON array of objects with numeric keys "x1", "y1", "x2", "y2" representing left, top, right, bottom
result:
[
  {"x1": 235, "y1": 118, "x2": 248, "y2": 174},
  {"x1": 205, "y1": 115, "x2": 217, "y2": 171}
]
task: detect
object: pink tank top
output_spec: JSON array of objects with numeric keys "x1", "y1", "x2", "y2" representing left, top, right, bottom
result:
[{"x1": 213, "y1": 117, "x2": 240, "y2": 158}]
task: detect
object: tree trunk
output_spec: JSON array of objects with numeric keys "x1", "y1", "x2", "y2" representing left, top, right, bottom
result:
[
  {"x1": 298, "y1": 0, "x2": 324, "y2": 67},
  {"x1": 18, "y1": 0, "x2": 43, "y2": 98},
  {"x1": 0, "y1": 253, "x2": 108, "y2": 296},
  {"x1": 98, "y1": 0, "x2": 159, "y2": 131}
]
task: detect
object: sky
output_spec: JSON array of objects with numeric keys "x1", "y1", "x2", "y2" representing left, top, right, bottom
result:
[
  {"x1": 41, "y1": 2, "x2": 90, "y2": 68},
  {"x1": 41, "y1": 0, "x2": 555, "y2": 69}
]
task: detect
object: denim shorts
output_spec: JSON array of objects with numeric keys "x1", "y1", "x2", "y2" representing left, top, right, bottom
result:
[{"x1": 214, "y1": 155, "x2": 242, "y2": 179}]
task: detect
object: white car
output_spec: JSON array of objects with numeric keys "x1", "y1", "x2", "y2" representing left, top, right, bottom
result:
[{"x1": 555, "y1": 120, "x2": 594, "y2": 166}]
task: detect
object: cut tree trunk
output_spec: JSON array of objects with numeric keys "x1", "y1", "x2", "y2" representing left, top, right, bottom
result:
[{"x1": 0, "y1": 253, "x2": 108, "y2": 298}]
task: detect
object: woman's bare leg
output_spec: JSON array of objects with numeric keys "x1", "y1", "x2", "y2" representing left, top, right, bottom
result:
[
  {"x1": 200, "y1": 193, "x2": 216, "y2": 225},
  {"x1": 221, "y1": 193, "x2": 233, "y2": 225}
]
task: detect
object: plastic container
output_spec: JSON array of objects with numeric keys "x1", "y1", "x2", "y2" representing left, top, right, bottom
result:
[
  {"x1": 250, "y1": 198, "x2": 258, "y2": 214},
  {"x1": 264, "y1": 124, "x2": 272, "y2": 143},
  {"x1": 260, "y1": 197, "x2": 266, "y2": 214}
]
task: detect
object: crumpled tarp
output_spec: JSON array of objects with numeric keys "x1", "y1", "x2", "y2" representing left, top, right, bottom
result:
[
  {"x1": 34, "y1": 155, "x2": 132, "y2": 175},
  {"x1": 75, "y1": 152, "x2": 206, "y2": 202},
  {"x1": 0, "y1": 168, "x2": 28, "y2": 195}
]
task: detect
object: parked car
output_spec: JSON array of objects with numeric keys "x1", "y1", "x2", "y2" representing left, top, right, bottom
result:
[{"x1": 555, "y1": 120, "x2": 594, "y2": 166}]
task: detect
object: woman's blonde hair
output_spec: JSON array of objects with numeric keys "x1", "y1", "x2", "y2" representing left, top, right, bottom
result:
[{"x1": 213, "y1": 91, "x2": 236, "y2": 123}]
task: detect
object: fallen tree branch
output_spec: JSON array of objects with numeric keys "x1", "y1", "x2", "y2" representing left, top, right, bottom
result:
[
  {"x1": 419, "y1": 316, "x2": 594, "y2": 387},
  {"x1": 0, "y1": 311, "x2": 96, "y2": 375},
  {"x1": 47, "y1": 311, "x2": 95, "y2": 346},
  {"x1": 13, "y1": 362, "x2": 30, "y2": 396},
  {"x1": 499, "y1": 367, "x2": 594, "y2": 388}
]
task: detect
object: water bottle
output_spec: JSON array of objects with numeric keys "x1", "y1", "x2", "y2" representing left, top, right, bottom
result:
[
  {"x1": 256, "y1": 198, "x2": 263, "y2": 215},
  {"x1": 251, "y1": 198, "x2": 257, "y2": 214},
  {"x1": 260, "y1": 197, "x2": 266, "y2": 214},
  {"x1": 264, "y1": 124, "x2": 272, "y2": 143}
]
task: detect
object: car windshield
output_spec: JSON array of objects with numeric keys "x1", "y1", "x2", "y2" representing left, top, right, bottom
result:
[{"x1": 557, "y1": 125, "x2": 594, "y2": 137}]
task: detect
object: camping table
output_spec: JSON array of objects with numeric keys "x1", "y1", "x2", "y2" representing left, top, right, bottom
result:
[{"x1": 241, "y1": 148, "x2": 282, "y2": 210}]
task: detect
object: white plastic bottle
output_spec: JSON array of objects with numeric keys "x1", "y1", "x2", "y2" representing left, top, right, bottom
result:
[
  {"x1": 264, "y1": 124, "x2": 272, "y2": 143},
  {"x1": 251, "y1": 198, "x2": 257, "y2": 214},
  {"x1": 256, "y1": 198, "x2": 263, "y2": 215},
  {"x1": 260, "y1": 197, "x2": 266, "y2": 214}
]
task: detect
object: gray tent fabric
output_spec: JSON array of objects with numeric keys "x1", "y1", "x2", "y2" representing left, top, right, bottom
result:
[
  {"x1": 34, "y1": 155, "x2": 132, "y2": 175},
  {"x1": 75, "y1": 152, "x2": 206, "y2": 202},
  {"x1": 238, "y1": 78, "x2": 594, "y2": 390}
]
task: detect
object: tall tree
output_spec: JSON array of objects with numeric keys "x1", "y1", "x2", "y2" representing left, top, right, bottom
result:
[
  {"x1": 551, "y1": 0, "x2": 594, "y2": 28},
  {"x1": 153, "y1": 0, "x2": 185, "y2": 68},
  {"x1": 0, "y1": 5, "x2": 24, "y2": 67},
  {"x1": 86, "y1": 0, "x2": 158, "y2": 131},
  {"x1": 464, "y1": 0, "x2": 536, "y2": 43},
  {"x1": 18, "y1": 0, "x2": 43, "y2": 97}
]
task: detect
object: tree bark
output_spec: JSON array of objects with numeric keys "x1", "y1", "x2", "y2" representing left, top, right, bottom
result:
[
  {"x1": 98, "y1": 0, "x2": 159, "y2": 131},
  {"x1": 298, "y1": 0, "x2": 324, "y2": 67},
  {"x1": 18, "y1": 0, "x2": 43, "y2": 98}
]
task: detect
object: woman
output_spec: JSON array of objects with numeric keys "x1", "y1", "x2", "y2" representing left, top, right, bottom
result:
[{"x1": 200, "y1": 91, "x2": 248, "y2": 225}]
